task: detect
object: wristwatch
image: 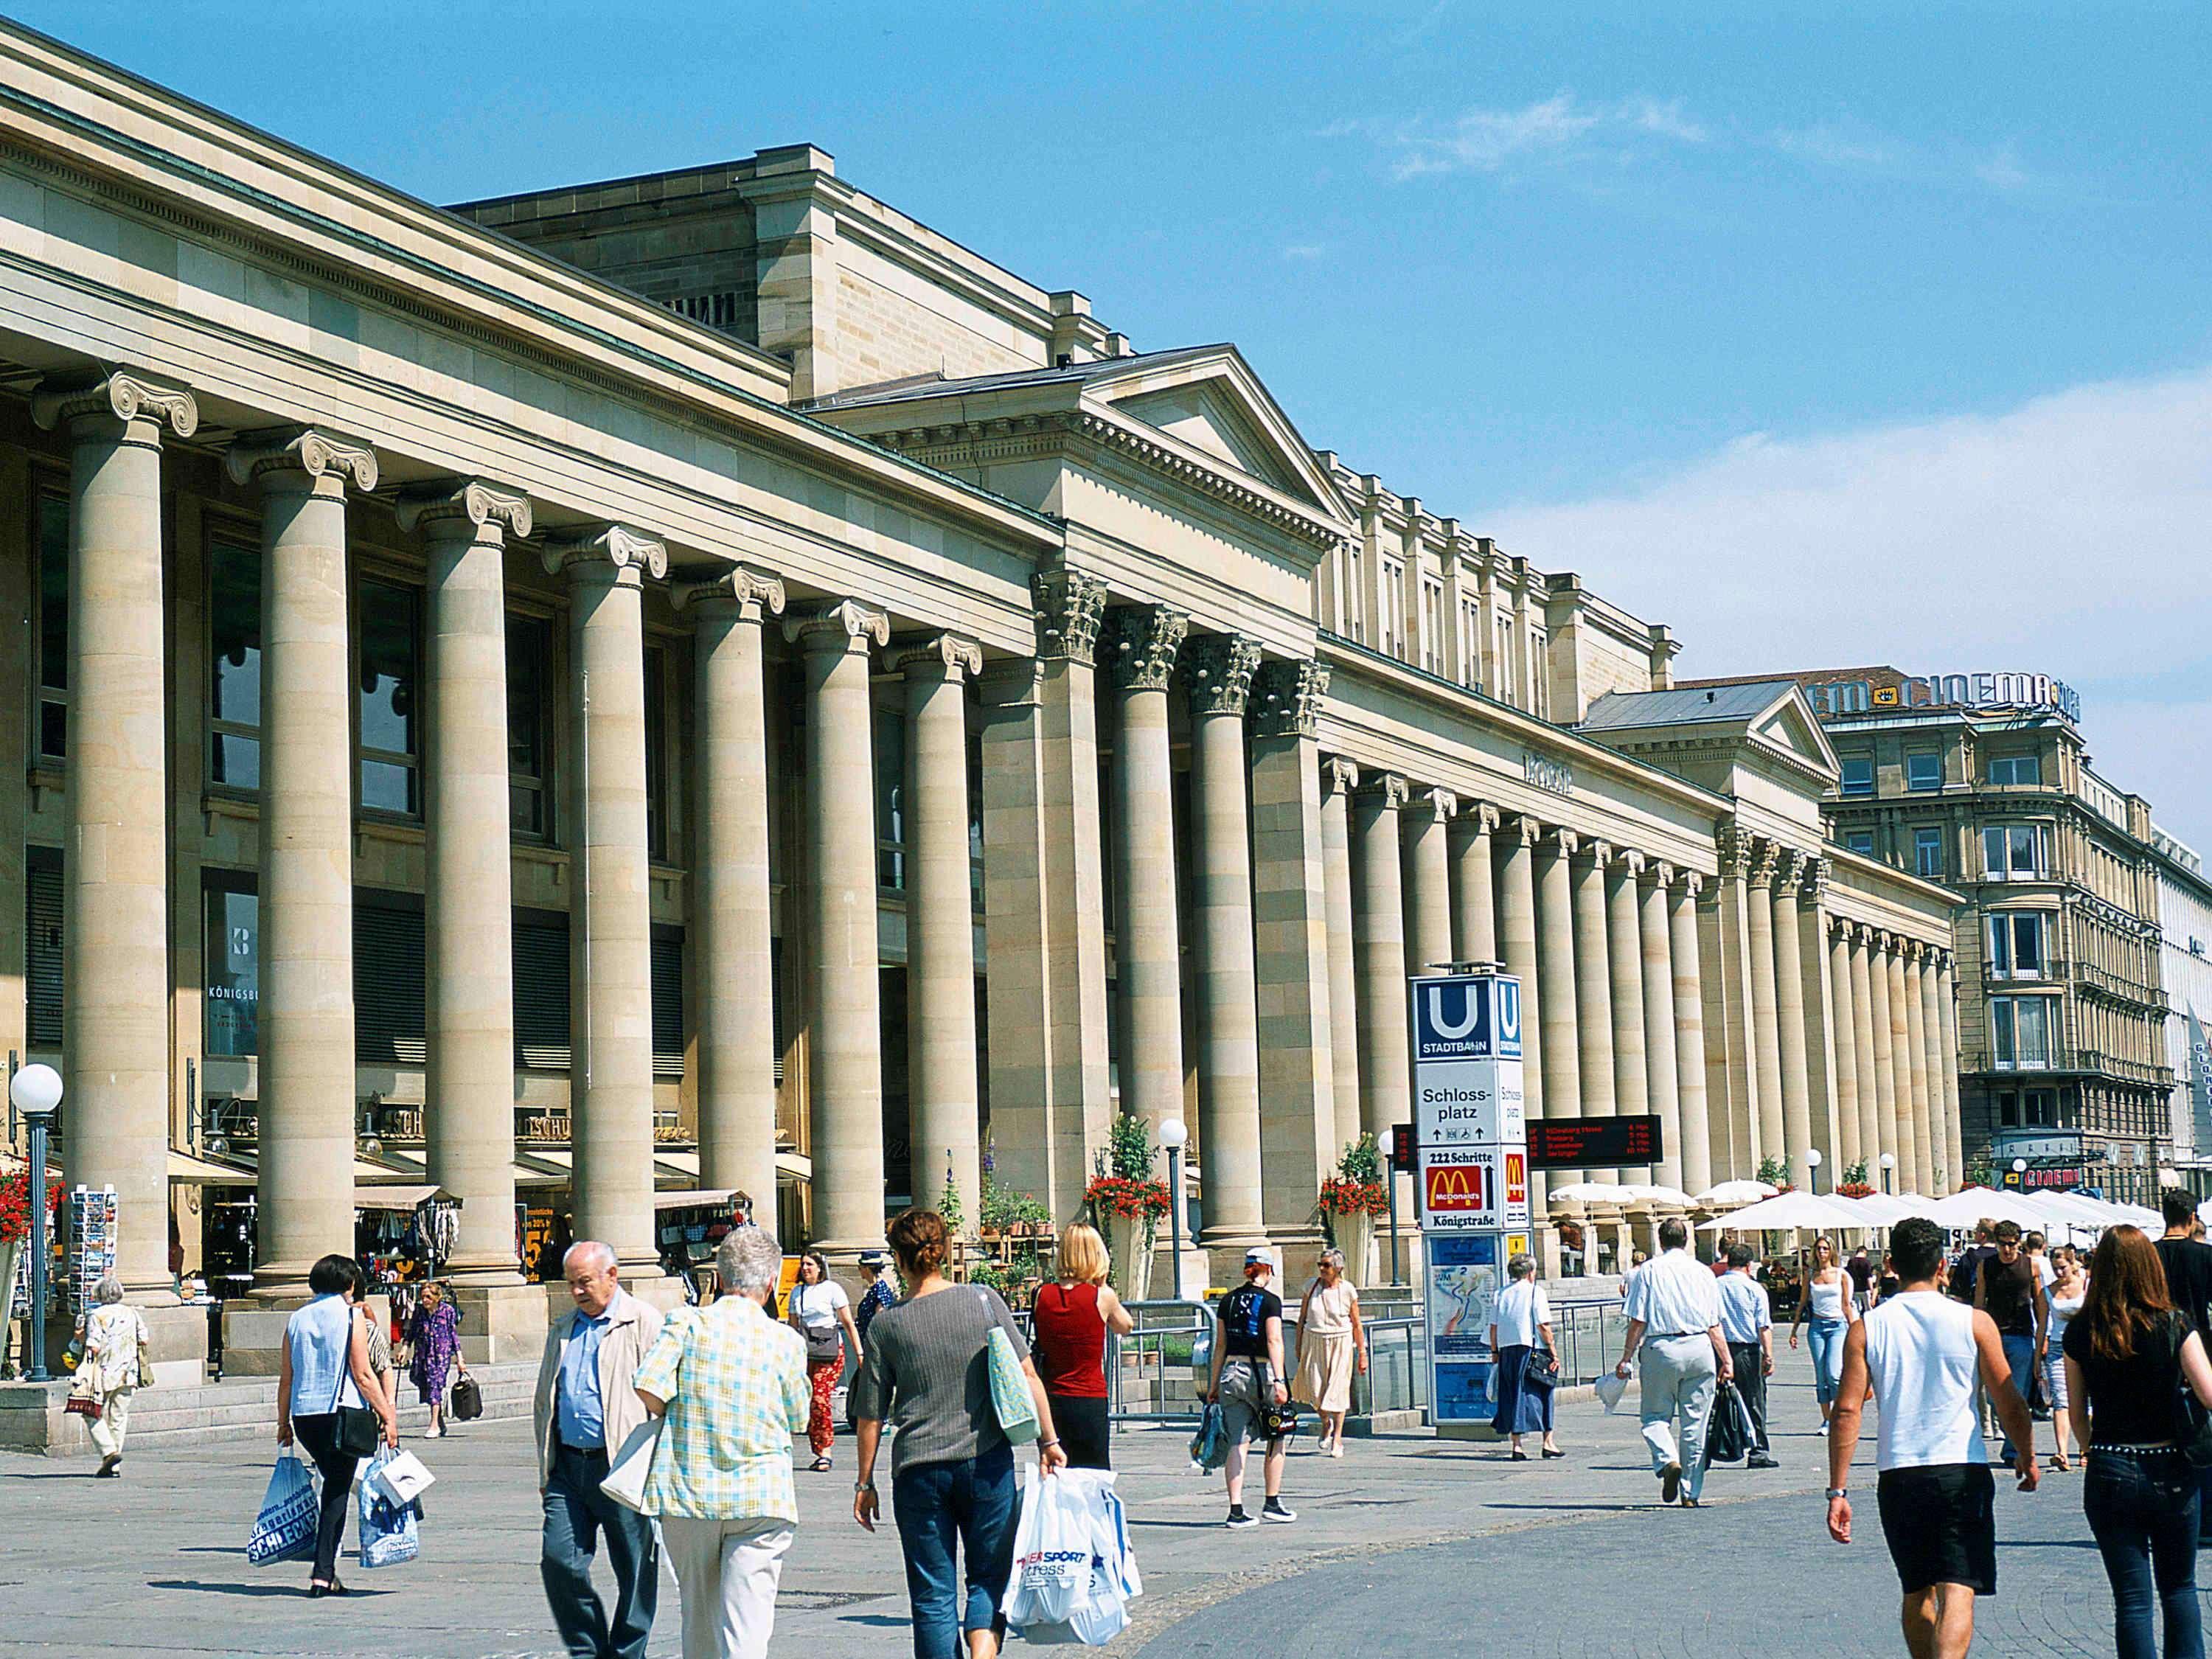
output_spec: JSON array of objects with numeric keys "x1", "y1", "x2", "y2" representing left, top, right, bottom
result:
[
  {"x1": 855, "y1": 1478, "x2": 876, "y2": 1494},
  {"x1": 1826, "y1": 1487, "x2": 1848, "y2": 1500}
]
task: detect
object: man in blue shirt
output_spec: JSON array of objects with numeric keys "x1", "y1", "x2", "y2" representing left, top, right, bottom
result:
[
  {"x1": 1716, "y1": 1245, "x2": 1778, "y2": 1469},
  {"x1": 532, "y1": 1239, "x2": 665, "y2": 1659}
]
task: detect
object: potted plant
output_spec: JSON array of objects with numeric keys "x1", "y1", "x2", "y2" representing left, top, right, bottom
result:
[
  {"x1": 1085, "y1": 1114, "x2": 1169, "y2": 1298},
  {"x1": 0, "y1": 1166, "x2": 55, "y2": 1361},
  {"x1": 1757, "y1": 1155, "x2": 1796, "y2": 1194},
  {"x1": 1837, "y1": 1161, "x2": 1876, "y2": 1200},
  {"x1": 1318, "y1": 1134, "x2": 1389, "y2": 1283}
]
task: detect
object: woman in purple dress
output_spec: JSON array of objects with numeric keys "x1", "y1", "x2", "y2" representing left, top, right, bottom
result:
[{"x1": 404, "y1": 1281, "x2": 467, "y2": 1439}]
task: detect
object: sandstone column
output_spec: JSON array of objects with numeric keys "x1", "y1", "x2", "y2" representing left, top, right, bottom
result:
[
  {"x1": 1352, "y1": 773, "x2": 1411, "y2": 1141},
  {"x1": 34, "y1": 373, "x2": 196, "y2": 1302},
  {"x1": 1849, "y1": 928, "x2": 1885, "y2": 1183},
  {"x1": 1571, "y1": 841, "x2": 1617, "y2": 1180},
  {"x1": 546, "y1": 525, "x2": 667, "y2": 1276},
  {"x1": 228, "y1": 428, "x2": 378, "y2": 1290},
  {"x1": 788, "y1": 598, "x2": 892, "y2": 1257},
  {"x1": 1320, "y1": 757, "x2": 1362, "y2": 1168},
  {"x1": 1827, "y1": 918, "x2": 1862, "y2": 1175},
  {"x1": 1705, "y1": 826, "x2": 1763, "y2": 1182},
  {"x1": 1917, "y1": 948, "x2": 1950, "y2": 1192},
  {"x1": 1606, "y1": 851, "x2": 1649, "y2": 1179},
  {"x1": 1450, "y1": 804, "x2": 1500, "y2": 964},
  {"x1": 895, "y1": 633, "x2": 984, "y2": 1231},
  {"x1": 1534, "y1": 827, "x2": 1581, "y2": 1127},
  {"x1": 1936, "y1": 956, "x2": 1964, "y2": 1194},
  {"x1": 1498, "y1": 816, "x2": 1548, "y2": 1222},
  {"x1": 403, "y1": 480, "x2": 531, "y2": 1284},
  {"x1": 1771, "y1": 849, "x2": 1815, "y2": 1183},
  {"x1": 679, "y1": 567, "x2": 786, "y2": 1217},
  {"x1": 1745, "y1": 844, "x2": 1786, "y2": 1174},
  {"x1": 1867, "y1": 934, "x2": 1905, "y2": 1192},
  {"x1": 1638, "y1": 863, "x2": 1682, "y2": 1191},
  {"x1": 1885, "y1": 941, "x2": 1921, "y2": 1193},
  {"x1": 1249, "y1": 662, "x2": 1336, "y2": 1245},
  {"x1": 1186, "y1": 633, "x2": 1267, "y2": 1259},
  {"x1": 1400, "y1": 786, "x2": 1456, "y2": 974},
  {"x1": 1901, "y1": 945, "x2": 1935, "y2": 1194},
  {"x1": 978, "y1": 571, "x2": 1112, "y2": 1214},
  {"x1": 1105, "y1": 604, "x2": 1189, "y2": 1143},
  {"x1": 1668, "y1": 872, "x2": 1713, "y2": 1197}
]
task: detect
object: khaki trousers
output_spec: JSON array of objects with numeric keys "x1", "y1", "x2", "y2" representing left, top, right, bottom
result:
[{"x1": 87, "y1": 1387, "x2": 133, "y2": 1459}]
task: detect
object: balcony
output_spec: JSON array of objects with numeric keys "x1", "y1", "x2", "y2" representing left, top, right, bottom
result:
[
  {"x1": 2077, "y1": 1050, "x2": 2177, "y2": 1091},
  {"x1": 1983, "y1": 956, "x2": 2070, "y2": 985},
  {"x1": 2073, "y1": 961, "x2": 2168, "y2": 1012}
]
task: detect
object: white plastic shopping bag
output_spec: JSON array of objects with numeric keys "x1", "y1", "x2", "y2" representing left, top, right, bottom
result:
[
  {"x1": 1001, "y1": 1467, "x2": 1095, "y2": 1628},
  {"x1": 1595, "y1": 1369, "x2": 1632, "y2": 1414},
  {"x1": 369, "y1": 1449, "x2": 436, "y2": 1508},
  {"x1": 358, "y1": 1448, "x2": 421, "y2": 1569},
  {"x1": 246, "y1": 1453, "x2": 319, "y2": 1565},
  {"x1": 1011, "y1": 1472, "x2": 1142, "y2": 1646}
]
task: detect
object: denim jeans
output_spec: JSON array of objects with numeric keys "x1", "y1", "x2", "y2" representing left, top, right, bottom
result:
[
  {"x1": 1806, "y1": 1318, "x2": 1846, "y2": 1405},
  {"x1": 891, "y1": 1443, "x2": 1018, "y2": 1659},
  {"x1": 1997, "y1": 1334, "x2": 2036, "y2": 1460},
  {"x1": 2084, "y1": 1447, "x2": 2203, "y2": 1659},
  {"x1": 541, "y1": 1444, "x2": 659, "y2": 1659}
]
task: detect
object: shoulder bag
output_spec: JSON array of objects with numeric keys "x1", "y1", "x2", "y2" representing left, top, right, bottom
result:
[
  {"x1": 330, "y1": 1308, "x2": 384, "y2": 1458},
  {"x1": 1523, "y1": 1335, "x2": 1561, "y2": 1393},
  {"x1": 980, "y1": 1289, "x2": 1040, "y2": 1444},
  {"x1": 134, "y1": 1309, "x2": 155, "y2": 1391},
  {"x1": 2170, "y1": 1312, "x2": 2212, "y2": 1470}
]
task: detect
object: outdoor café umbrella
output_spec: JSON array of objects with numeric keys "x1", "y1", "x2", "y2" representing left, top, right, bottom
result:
[
  {"x1": 1694, "y1": 1180, "x2": 1779, "y2": 1208},
  {"x1": 1847, "y1": 1191, "x2": 1931, "y2": 1225},
  {"x1": 1614, "y1": 1183, "x2": 1698, "y2": 1207},
  {"x1": 1695, "y1": 1190, "x2": 1867, "y2": 1233},
  {"x1": 1545, "y1": 1182, "x2": 1630, "y2": 1206},
  {"x1": 1925, "y1": 1186, "x2": 2049, "y2": 1232}
]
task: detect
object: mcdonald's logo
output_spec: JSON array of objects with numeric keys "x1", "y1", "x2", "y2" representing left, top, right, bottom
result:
[
  {"x1": 1425, "y1": 1161, "x2": 1492, "y2": 1212},
  {"x1": 1503, "y1": 1150, "x2": 1527, "y2": 1207}
]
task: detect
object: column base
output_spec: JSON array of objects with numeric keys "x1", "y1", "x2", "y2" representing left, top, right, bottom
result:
[
  {"x1": 140, "y1": 1299, "x2": 212, "y2": 1391},
  {"x1": 1146, "y1": 1240, "x2": 1211, "y2": 1303},
  {"x1": 220, "y1": 1291, "x2": 312, "y2": 1379},
  {"x1": 1200, "y1": 1228, "x2": 1273, "y2": 1293},
  {"x1": 445, "y1": 1281, "x2": 552, "y2": 1367}
]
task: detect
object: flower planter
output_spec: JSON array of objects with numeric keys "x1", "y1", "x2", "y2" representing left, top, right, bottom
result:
[
  {"x1": 1329, "y1": 1209, "x2": 1376, "y2": 1286},
  {"x1": 1105, "y1": 1211, "x2": 1155, "y2": 1302}
]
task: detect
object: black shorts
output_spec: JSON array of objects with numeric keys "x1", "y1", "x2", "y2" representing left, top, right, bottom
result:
[
  {"x1": 1877, "y1": 1464, "x2": 1997, "y2": 1596},
  {"x1": 1046, "y1": 1393, "x2": 1111, "y2": 1471}
]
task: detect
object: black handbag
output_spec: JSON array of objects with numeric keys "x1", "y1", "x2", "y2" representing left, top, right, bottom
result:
[
  {"x1": 1523, "y1": 1342, "x2": 1561, "y2": 1393},
  {"x1": 2173, "y1": 1315, "x2": 2212, "y2": 1470},
  {"x1": 451, "y1": 1373, "x2": 484, "y2": 1422},
  {"x1": 330, "y1": 1310, "x2": 382, "y2": 1458}
]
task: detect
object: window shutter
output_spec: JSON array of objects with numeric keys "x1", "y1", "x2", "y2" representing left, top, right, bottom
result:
[
  {"x1": 650, "y1": 928, "x2": 685, "y2": 1081},
  {"x1": 353, "y1": 894, "x2": 425, "y2": 1065},
  {"x1": 513, "y1": 910, "x2": 571, "y2": 1071},
  {"x1": 26, "y1": 846, "x2": 63, "y2": 1048}
]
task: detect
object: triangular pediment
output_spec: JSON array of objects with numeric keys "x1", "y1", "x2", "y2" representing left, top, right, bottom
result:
[{"x1": 1751, "y1": 691, "x2": 1840, "y2": 776}]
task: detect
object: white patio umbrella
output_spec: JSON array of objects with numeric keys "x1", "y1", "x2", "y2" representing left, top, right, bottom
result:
[
  {"x1": 1613, "y1": 1183, "x2": 1697, "y2": 1207},
  {"x1": 1694, "y1": 1179, "x2": 1779, "y2": 1207},
  {"x1": 2115, "y1": 1203, "x2": 2166, "y2": 1231},
  {"x1": 1695, "y1": 1190, "x2": 1868, "y2": 1232},
  {"x1": 2019, "y1": 1192, "x2": 2114, "y2": 1237},
  {"x1": 1848, "y1": 1191, "x2": 1933, "y2": 1225},
  {"x1": 1545, "y1": 1181, "x2": 1630, "y2": 1206},
  {"x1": 2199, "y1": 1196, "x2": 2212, "y2": 1228},
  {"x1": 1924, "y1": 1186, "x2": 2051, "y2": 1231}
]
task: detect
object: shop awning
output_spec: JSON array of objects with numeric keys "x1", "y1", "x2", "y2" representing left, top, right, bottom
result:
[
  {"x1": 354, "y1": 1185, "x2": 456, "y2": 1211},
  {"x1": 653, "y1": 1188, "x2": 735, "y2": 1211},
  {"x1": 167, "y1": 1149, "x2": 256, "y2": 1184}
]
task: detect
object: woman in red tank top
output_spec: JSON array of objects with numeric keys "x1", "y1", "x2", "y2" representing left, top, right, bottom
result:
[{"x1": 1031, "y1": 1223, "x2": 1135, "y2": 1470}]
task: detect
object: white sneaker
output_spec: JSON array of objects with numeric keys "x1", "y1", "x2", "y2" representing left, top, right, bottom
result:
[
  {"x1": 1329, "y1": 1441, "x2": 1344, "y2": 1459},
  {"x1": 424, "y1": 1425, "x2": 442, "y2": 1439}
]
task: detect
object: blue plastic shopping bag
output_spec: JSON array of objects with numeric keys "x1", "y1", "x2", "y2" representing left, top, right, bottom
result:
[
  {"x1": 246, "y1": 1453, "x2": 319, "y2": 1565},
  {"x1": 358, "y1": 1448, "x2": 421, "y2": 1570}
]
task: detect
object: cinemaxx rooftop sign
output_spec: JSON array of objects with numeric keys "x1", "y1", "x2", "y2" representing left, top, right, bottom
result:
[{"x1": 1808, "y1": 670, "x2": 2081, "y2": 725}]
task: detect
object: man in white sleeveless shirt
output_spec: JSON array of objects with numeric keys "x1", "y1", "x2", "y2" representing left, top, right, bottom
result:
[{"x1": 1826, "y1": 1217, "x2": 2038, "y2": 1659}]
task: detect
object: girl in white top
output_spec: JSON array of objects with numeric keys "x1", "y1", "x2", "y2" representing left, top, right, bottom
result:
[
  {"x1": 1788, "y1": 1235, "x2": 1859, "y2": 1427},
  {"x1": 2041, "y1": 1245, "x2": 2087, "y2": 1471},
  {"x1": 787, "y1": 1251, "x2": 864, "y2": 1472}
]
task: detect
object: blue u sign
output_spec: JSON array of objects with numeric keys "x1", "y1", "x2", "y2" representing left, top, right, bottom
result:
[{"x1": 1413, "y1": 975, "x2": 1522, "y2": 1061}]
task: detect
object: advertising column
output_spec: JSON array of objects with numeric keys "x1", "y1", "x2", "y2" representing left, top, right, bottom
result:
[{"x1": 1410, "y1": 971, "x2": 1530, "y2": 1432}]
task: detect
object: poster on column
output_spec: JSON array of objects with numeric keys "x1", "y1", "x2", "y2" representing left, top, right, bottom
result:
[{"x1": 1427, "y1": 1231, "x2": 1503, "y2": 1422}]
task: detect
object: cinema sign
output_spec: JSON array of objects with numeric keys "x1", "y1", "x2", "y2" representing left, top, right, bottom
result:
[{"x1": 1807, "y1": 670, "x2": 2081, "y2": 725}]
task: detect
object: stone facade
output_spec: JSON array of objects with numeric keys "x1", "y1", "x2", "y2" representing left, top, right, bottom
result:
[{"x1": 0, "y1": 21, "x2": 1963, "y2": 1357}]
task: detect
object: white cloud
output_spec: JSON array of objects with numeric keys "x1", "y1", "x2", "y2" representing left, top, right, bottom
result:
[
  {"x1": 1388, "y1": 93, "x2": 1604, "y2": 179},
  {"x1": 1281, "y1": 241, "x2": 1331, "y2": 261},
  {"x1": 1483, "y1": 365, "x2": 2212, "y2": 841}
]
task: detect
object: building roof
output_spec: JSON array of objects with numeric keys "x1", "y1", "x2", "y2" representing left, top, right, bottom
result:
[
  {"x1": 803, "y1": 345, "x2": 1220, "y2": 411},
  {"x1": 1579, "y1": 681, "x2": 1805, "y2": 731}
]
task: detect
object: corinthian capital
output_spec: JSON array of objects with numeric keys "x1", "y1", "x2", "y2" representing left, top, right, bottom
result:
[
  {"x1": 1747, "y1": 841, "x2": 1781, "y2": 890},
  {"x1": 396, "y1": 478, "x2": 532, "y2": 542},
  {"x1": 226, "y1": 425, "x2": 378, "y2": 493},
  {"x1": 1798, "y1": 853, "x2": 1830, "y2": 903},
  {"x1": 890, "y1": 633, "x2": 984, "y2": 680},
  {"x1": 785, "y1": 597, "x2": 891, "y2": 653},
  {"x1": 542, "y1": 522, "x2": 668, "y2": 581},
  {"x1": 1184, "y1": 633, "x2": 1263, "y2": 717},
  {"x1": 33, "y1": 369, "x2": 198, "y2": 440},
  {"x1": 1716, "y1": 818, "x2": 1755, "y2": 881},
  {"x1": 1102, "y1": 604, "x2": 1189, "y2": 692},
  {"x1": 675, "y1": 565, "x2": 786, "y2": 622},
  {"x1": 1250, "y1": 658, "x2": 1329, "y2": 740},
  {"x1": 1031, "y1": 568, "x2": 1108, "y2": 664}
]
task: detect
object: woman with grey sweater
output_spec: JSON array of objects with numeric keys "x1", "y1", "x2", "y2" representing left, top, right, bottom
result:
[{"x1": 850, "y1": 1209, "x2": 1066, "y2": 1659}]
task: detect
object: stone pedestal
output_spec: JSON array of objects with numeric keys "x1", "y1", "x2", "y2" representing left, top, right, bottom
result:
[
  {"x1": 447, "y1": 1282, "x2": 552, "y2": 1368},
  {"x1": 220, "y1": 1292, "x2": 310, "y2": 1379}
]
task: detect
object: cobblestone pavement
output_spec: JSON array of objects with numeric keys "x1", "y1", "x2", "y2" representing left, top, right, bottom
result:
[{"x1": 0, "y1": 1346, "x2": 2147, "y2": 1657}]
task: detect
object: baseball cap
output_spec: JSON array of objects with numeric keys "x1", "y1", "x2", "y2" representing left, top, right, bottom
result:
[{"x1": 1244, "y1": 1247, "x2": 1273, "y2": 1266}]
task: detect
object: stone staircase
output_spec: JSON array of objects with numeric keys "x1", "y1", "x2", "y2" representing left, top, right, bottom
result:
[{"x1": 0, "y1": 1360, "x2": 542, "y2": 1457}]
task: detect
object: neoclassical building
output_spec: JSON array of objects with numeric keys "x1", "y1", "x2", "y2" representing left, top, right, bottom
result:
[{"x1": 0, "y1": 24, "x2": 1958, "y2": 1377}]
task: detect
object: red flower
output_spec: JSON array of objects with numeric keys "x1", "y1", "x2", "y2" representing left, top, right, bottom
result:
[
  {"x1": 1082, "y1": 1176, "x2": 1169, "y2": 1221},
  {"x1": 0, "y1": 1169, "x2": 59, "y2": 1246},
  {"x1": 1318, "y1": 1177, "x2": 1388, "y2": 1217}
]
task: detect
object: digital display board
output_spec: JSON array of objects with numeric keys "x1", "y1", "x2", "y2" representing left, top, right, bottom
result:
[{"x1": 1526, "y1": 1115, "x2": 1663, "y2": 1170}]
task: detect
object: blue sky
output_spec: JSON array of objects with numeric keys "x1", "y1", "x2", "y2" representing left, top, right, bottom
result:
[{"x1": 19, "y1": 1, "x2": 2212, "y2": 841}]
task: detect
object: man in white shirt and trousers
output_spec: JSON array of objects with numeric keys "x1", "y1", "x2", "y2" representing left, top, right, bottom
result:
[{"x1": 1614, "y1": 1217, "x2": 1731, "y2": 1507}]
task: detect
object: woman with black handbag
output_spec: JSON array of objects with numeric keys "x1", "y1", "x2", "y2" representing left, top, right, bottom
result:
[
  {"x1": 275, "y1": 1254, "x2": 397, "y2": 1598},
  {"x1": 1487, "y1": 1253, "x2": 1561, "y2": 1461},
  {"x1": 789, "y1": 1249, "x2": 864, "y2": 1473},
  {"x1": 2062, "y1": 1225, "x2": 2212, "y2": 1659}
]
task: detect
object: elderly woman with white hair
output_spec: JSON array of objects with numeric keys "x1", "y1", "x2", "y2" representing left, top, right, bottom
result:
[
  {"x1": 1292, "y1": 1248, "x2": 1366, "y2": 1458},
  {"x1": 634, "y1": 1226, "x2": 812, "y2": 1659},
  {"x1": 75, "y1": 1274, "x2": 148, "y2": 1476}
]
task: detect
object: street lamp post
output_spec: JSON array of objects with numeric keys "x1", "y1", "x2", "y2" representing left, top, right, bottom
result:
[
  {"x1": 1160, "y1": 1118, "x2": 1189, "y2": 1302},
  {"x1": 10, "y1": 1063, "x2": 62, "y2": 1382},
  {"x1": 2011, "y1": 1157, "x2": 2029, "y2": 1193},
  {"x1": 1879, "y1": 1152, "x2": 1896, "y2": 1196},
  {"x1": 1806, "y1": 1147, "x2": 1825, "y2": 1197}
]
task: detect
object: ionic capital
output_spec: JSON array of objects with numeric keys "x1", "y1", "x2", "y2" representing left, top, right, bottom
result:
[
  {"x1": 542, "y1": 522, "x2": 668, "y2": 583},
  {"x1": 1506, "y1": 813, "x2": 1546, "y2": 847},
  {"x1": 33, "y1": 369, "x2": 198, "y2": 443},
  {"x1": 1321, "y1": 754, "x2": 1360, "y2": 797},
  {"x1": 1407, "y1": 785, "x2": 1458, "y2": 824},
  {"x1": 1616, "y1": 848, "x2": 1647, "y2": 879},
  {"x1": 397, "y1": 478, "x2": 532, "y2": 543},
  {"x1": 1545, "y1": 825, "x2": 1580, "y2": 859},
  {"x1": 1673, "y1": 868, "x2": 1704, "y2": 899},
  {"x1": 1183, "y1": 631, "x2": 1263, "y2": 717},
  {"x1": 1579, "y1": 838, "x2": 1615, "y2": 869},
  {"x1": 1644, "y1": 859, "x2": 1674, "y2": 889},
  {"x1": 1250, "y1": 658, "x2": 1329, "y2": 739},
  {"x1": 226, "y1": 425, "x2": 378, "y2": 493},
  {"x1": 785, "y1": 597, "x2": 891, "y2": 655},
  {"x1": 1102, "y1": 603, "x2": 1189, "y2": 692},
  {"x1": 1461, "y1": 801, "x2": 1502, "y2": 836},
  {"x1": 1032, "y1": 568, "x2": 1109, "y2": 665},
  {"x1": 890, "y1": 633, "x2": 984, "y2": 681},
  {"x1": 675, "y1": 565, "x2": 786, "y2": 623},
  {"x1": 1357, "y1": 771, "x2": 1410, "y2": 811}
]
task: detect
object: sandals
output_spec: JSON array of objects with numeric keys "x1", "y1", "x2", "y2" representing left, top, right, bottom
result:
[
  {"x1": 811, "y1": 1455, "x2": 832, "y2": 1473},
  {"x1": 2049, "y1": 1455, "x2": 2071, "y2": 1472}
]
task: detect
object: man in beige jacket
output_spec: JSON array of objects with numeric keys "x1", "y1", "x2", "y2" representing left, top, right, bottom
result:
[{"x1": 533, "y1": 1241, "x2": 664, "y2": 1659}]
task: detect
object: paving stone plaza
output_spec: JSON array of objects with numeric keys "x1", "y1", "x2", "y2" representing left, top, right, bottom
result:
[{"x1": 0, "y1": 1349, "x2": 2136, "y2": 1658}]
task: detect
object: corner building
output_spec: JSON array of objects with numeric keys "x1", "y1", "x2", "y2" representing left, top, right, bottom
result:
[{"x1": 0, "y1": 26, "x2": 1959, "y2": 1382}]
